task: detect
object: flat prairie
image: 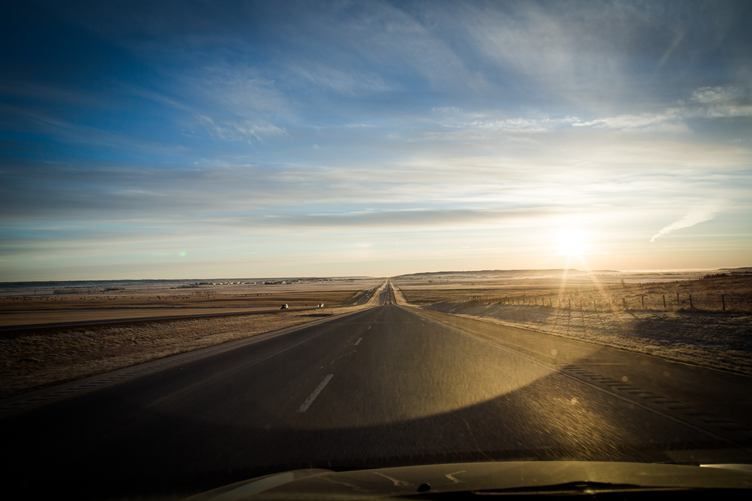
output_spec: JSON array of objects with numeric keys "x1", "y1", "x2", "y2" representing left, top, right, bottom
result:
[
  {"x1": 0, "y1": 278, "x2": 384, "y2": 397},
  {"x1": 393, "y1": 269, "x2": 752, "y2": 375},
  {"x1": 0, "y1": 277, "x2": 382, "y2": 327},
  {"x1": 394, "y1": 268, "x2": 752, "y2": 312}
]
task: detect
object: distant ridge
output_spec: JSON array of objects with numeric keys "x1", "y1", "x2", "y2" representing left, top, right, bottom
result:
[
  {"x1": 393, "y1": 268, "x2": 738, "y2": 279},
  {"x1": 394, "y1": 269, "x2": 581, "y2": 278}
]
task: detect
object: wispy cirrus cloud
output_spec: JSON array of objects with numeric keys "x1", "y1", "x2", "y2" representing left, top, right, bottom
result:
[
  {"x1": 650, "y1": 204, "x2": 721, "y2": 242},
  {"x1": 286, "y1": 62, "x2": 393, "y2": 96},
  {"x1": 250, "y1": 207, "x2": 551, "y2": 229},
  {"x1": 428, "y1": 85, "x2": 752, "y2": 137},
  {"x1": 572, "y1": 85, "x2": 752, "y2": 131},
  {"x1": 195, "y1": 114, "x2": 286, "y2": 142}
]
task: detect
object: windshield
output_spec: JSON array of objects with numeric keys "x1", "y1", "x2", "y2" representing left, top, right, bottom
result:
[{"x1": 1, "y1": 0, "x2": 751, "y2": 498}]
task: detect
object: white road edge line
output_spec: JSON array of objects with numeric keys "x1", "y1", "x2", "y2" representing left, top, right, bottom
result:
[
  {"x1": 298, "y1": 374, "x2": 334, "y2": 413},
  {"x1": 354, "y1": 337, "x2": 362, "y2": 346}
]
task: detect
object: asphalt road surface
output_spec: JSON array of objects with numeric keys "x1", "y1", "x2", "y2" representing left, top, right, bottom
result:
[{"x1": 3, "y1": 282, "x2": 752, "y2": 498}]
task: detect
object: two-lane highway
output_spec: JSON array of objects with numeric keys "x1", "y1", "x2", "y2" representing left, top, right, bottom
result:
[{"x1": 3, "y1": 283, "x2": 751, "y2": 498}]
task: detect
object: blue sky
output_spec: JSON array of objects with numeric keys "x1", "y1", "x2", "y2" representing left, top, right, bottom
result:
[{"x1": 1, "y1": 0, "x2": 751, "y2": 280}]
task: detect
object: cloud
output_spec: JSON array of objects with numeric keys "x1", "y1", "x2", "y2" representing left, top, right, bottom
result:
[
  {"x1": 280, "y1": 0, "x2": 488, "y2": 93},
  {"x1": 656, "y1": 27, "x2": 685, "y2": 69},
  {"x1": 195, "y1": 114, "x2": 286, "y2": 142},
  {"x1": 691, "y1": 86, "x2": 744, "y2": 105},
  {"x1": 117, "y1": 83, "x2": 288, "y2": 142},
  {"x1": 570, "y1": 85, "x2": 752, "y2": 132},
  {"x1": 570, "y1": 109, "x2": 687, "y2": 132},
  {"x1": 426, "y1": 83, "x2": 751, "y2": 139},
  {"x1": 431, "y1": 108, "x2": 579, "y2": 134},
  {"x1": 650, "y1": 205, "x2": 720, "y2": 242},
  {"x1": 197, "y1": 68, "x2": 290, "y2": 116},
  {"x1": 173, "y1": 64, "x2": 293, "y2": 142},
  {"x1": 287, "y1": 63, "x2": 392, "y2": 95},
  {"x1": 252, "y1": 207, "x2": 550, "y2": 229},
  {"x1": 690, "y1": 85, "x2": 752, "y2": 118}
]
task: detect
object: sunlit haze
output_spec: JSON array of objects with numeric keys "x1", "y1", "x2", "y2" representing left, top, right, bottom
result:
[{"x1": 2, "y1": 0, "x2": 751, "y2": 280}]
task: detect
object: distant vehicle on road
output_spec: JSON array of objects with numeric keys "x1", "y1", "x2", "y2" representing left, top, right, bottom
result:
[
  {"x1": 318, "y1": 303, "x2": 325, "y2": 308},
  {"x1": 280, "y1": 303, "x2": 289, "y2": 310}
]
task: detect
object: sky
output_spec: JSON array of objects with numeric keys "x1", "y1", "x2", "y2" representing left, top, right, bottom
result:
[{"x1": 1, "y1": 0, "x2": 751, "y2": 281}]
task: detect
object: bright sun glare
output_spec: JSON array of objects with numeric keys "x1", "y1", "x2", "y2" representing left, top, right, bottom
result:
[{"x1": 555, "y1": 227, "x2": 590, "y2": 258}]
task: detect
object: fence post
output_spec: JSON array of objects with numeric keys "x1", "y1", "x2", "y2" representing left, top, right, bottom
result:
[
  {"x1": 568, "y1": 298, "x2": 572, "y2": 310},
  {"x1": 641, "y1": 295, "x2": 645, "y2": 309},
  {"x1": 663, "y1": 294, "x2": 666, "y2": 310},
  {"x1": 622, "y1": 297, "x2": 627, "y2": 310},
  {"x1": 689, "y1": 293, "x2": 694, "y2": 310},
  {"x1": 722, "y1": 294, "x2": 726, "y2": 312},
  {"x1": 676, "y1": 291, "x2": 680, "y2": 306}
]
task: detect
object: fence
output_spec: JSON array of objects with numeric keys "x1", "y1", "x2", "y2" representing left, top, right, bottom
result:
[{"x1": 466, "y1": 291, "x2": 752, "y2": 313}]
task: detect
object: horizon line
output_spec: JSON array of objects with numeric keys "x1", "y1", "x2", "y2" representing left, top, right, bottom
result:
[{"x1": 2, "y1": 266, "x2": 750, "y2": 284}]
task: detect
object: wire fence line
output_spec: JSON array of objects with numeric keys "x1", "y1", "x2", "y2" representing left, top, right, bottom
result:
[{"x1": 464, "y1": 291, "x2": 752, "y2": 313}]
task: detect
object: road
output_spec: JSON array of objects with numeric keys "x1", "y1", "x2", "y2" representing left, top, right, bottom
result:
[{"x1": 3, "y1": 282, "x2": 751, "y2": 498}]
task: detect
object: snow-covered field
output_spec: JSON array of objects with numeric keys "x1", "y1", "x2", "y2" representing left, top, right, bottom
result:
[{"x1": 426, "y1": 301, "x2": 752, "y2": 376}]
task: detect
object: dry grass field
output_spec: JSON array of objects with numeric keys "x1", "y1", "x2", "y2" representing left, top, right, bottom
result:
[
  {"x1": 393, "y1": 269, "x2": 752, "y2": 375},
  {"x1": 0, "y1": 277, "x2": 383, "y2": 327},
  {"x1": 395, "y1": 269, "x2": 752, "y2": 313},
  {"x1": 0, "y1": 278, "x2": 385, "y2": 397}
]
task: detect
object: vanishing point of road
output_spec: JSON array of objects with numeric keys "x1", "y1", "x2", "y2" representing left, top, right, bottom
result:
[{"x1": 3, "y1": 282, "x2": 751, "y2": 498}]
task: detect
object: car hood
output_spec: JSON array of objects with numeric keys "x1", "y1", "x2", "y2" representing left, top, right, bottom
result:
[{"x1": 190, "y1": 460, "x2": 752, "y2": 499}]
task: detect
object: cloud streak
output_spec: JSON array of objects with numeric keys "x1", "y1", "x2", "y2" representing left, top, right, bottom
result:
[
  {"x1": 247, "y1": 208, "x2": 551, "y2": 229},
  {"x1": 650, "y1": 205, "x2": 721, "y2": 242}
]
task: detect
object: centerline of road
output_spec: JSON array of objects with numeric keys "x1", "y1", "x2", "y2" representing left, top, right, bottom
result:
[
  {"x1": 298, "y1": 373, "x2": 334, "y2": 413},
  {"x1": 297, "y1": 323, "x2": 373, "y2": 412}
]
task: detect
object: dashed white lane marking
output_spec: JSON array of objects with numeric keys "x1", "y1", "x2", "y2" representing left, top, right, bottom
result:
[
  {"x1": 297, "y1": 373, "x2": 334, "y2": 413},
  {"x1": 354, "y1": 337, "x2": 362, "y2": 346}
]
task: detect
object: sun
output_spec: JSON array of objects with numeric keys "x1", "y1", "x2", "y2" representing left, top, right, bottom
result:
[{"x1": 555, "y1": 227, "x2": 590, "y2": 258}]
